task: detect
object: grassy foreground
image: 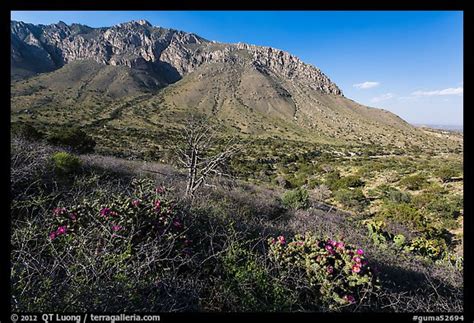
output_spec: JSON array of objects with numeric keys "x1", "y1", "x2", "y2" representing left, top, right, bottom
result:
[{"x1": 10, "y1": 135, "x2": 463, "y2": 312}]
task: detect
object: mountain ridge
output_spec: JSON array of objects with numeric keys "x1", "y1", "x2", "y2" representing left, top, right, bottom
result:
[
  {"x1": 11, "y1": 19, "x2": 341, "y2": 96},
  {"x1": 10, "y1": 20, "x2": 462, "y2": 153}
]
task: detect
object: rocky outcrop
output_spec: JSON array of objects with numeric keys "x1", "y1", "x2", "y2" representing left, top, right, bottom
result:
[{"x1": 11, "y1": 19, "x2": 342, "y2": 95}]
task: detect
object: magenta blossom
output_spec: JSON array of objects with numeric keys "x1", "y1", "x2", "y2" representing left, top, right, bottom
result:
[
  {"x1": 356, "y1": 248, "x2": 364, "y2": 255},
  {"x1": 154, "y1": 200, "x2": 161, "y2": 211},
  {"x1": 327, "y1": 239, "x2": 337, "y2": 247},
  {"x1": 131, "y1": 199, "x2": 141, "y2": 207},
  {"x1": 335, "y1": 242, "x2": 345, "y2": 249},
  {"x1": 49, "y1": 231, "x2": 57, "y2": 240},
  {"x1": 325, "y1": 244, "x2": 333, "y2": 251},
  {"x1": 352, "y1": 264, "x2": 361, "y2": 273},
  {"x1": 53, "y1": 207, "x2": 67, "y2": 216},
  {"x1": 353, "y1": 256, "x2": 361, "y2": 263},
  {"x1": 100, "y1": 207, "x2": 111, "y2": 217},
  {"x1": 112, "y1": 224, "x2": 122, "y2": 232},
  {"x1": 277, "y1": 236, "x2": 286, "y2": 245},
  {"x1": 327, "y1": 265, "x2": 334, "y2": 274},
  {"x1": 343, "y1": 295, "x2": 356, "y2": 304},
  {"x1": 56, "y1": 225, "x2": 67, "y2": 235}
]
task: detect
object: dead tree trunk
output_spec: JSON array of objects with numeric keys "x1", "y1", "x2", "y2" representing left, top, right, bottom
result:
[{"x1": 175, "y1": 115, "x2": 238, "y2": 199}]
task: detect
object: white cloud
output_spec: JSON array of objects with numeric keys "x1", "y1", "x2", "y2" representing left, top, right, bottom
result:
[
  {"x1": 353, "y1": 81, "x2": 380, "y2": 89},
  {"x1": 411, "y1": 87, "x2": 463, "y2": 97},
  {"x1": 371, "y1": 93, "x2": 394, "y2": 103}
]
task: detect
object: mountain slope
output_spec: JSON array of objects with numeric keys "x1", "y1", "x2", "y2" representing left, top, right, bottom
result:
[{"x1": 10, "y1": 20, "x2": 461, "y2": 152}]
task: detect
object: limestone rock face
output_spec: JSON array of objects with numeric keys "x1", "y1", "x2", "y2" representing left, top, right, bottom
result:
[{"x1": 11, "y1": 19, "x2": 342, "y2": 95}]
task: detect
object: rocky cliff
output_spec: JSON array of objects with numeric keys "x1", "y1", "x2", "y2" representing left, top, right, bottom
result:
[{"x1": 11, "y1": 20, "x2": 341, "y2": 95}]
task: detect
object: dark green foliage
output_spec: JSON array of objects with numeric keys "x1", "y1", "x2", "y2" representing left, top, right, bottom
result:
[
  {"x1": 324, "y1": 170, "x2": 342, "y2": 191},
  {"x1": 281, "y1": 187, "x2": 310, "y2": 210},
  {"x1": 339, "y1": 175, "x2": 365, "y2": 188},
  {"x1": 11, "y1": 123, "x2": 43, "y2": 140},
  {"x1": 334, "y1": 188, "x2": 368, "y2": 212},
  {"x1": 435, "y1": 167, "x2": 459, "y2": 182},
  {"x1": 47, "y1": 127, "x2": 96, "y2": 153},
  {"x1": 399, "y1": 174, "x2": 428, "y2": 190},
  {"x1": 378, "y1": 186, "x2": 412, "y2": 203},
  {"x1": 379, "y1": 202, "x2": 426, "y2": 231},
  {"x1": 220, "y1": 242, "x2": 296, "y2": 311},
  {"x1": 51, "y1": 152, "x2": 82, "y2": 175}
]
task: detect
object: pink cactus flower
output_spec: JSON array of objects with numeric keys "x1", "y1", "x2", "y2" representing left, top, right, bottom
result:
[
  {"x1": 112, "y1": 224, "x2": 122, "y2": 232},
  {"x1": 131, "y1": 199, "x2": 141, "y2": 207},
  {"x1": 353, "y1": 256, "x2": 362, "y2": 263},
  {"x1": 56, "y1": 225, "x2": 67, "y2": 235},
  {"x1": 53, "y1": 207, "x2": 66, "y2": 216},
  {"x1": 335, "y1": 242, "x2": 345, "y2": 249},
  {"x1": 327, "y1": 265, "x2": 334, "y2": 274},
  {"x1": 154, "y1": 200, "x2": 161, "y2": 211},
  {"x1": 277, "y1": 236, "x2": 286, "y2": 245},
  {"x1": 356, "y1": 248, "x2": 364, "y2": 255},
  {"x1": 352, "y1": 264, "x2": 361, "y2": 273},
  {"x1": 325, "y1": 244, "x2": 333, "y2": 251},
  {"x1": 343, "y1": 295, "x2": 356, "y2": 304},
  {"x1": 328, "y1": 239, "x2": 337, "y2": 247},
  {"x1": 49, "y1": 231, "x2": 57, "y2": 240},
  {"x1": 100, "y1": 207, "x2": 111, "y2": 217}
]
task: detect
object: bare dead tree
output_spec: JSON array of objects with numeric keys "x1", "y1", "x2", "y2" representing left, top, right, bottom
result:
[{"x1": 175, "y1": 115, "x2": 240, "y2": 199}]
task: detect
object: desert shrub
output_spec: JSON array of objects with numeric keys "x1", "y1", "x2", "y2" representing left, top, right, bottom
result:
[
  {"x1": 378, "y1": 202, "x2": 426, "y2": 231},
  {"x1": 307, "y1": 177, "x2": 321, "y2": 189},
  {"x1": 51, "y1": 152, "x2": 82, "y2": 175},
  {"x1": 281, "y1": 187, "x2": 310, "y2": 210},
  {"x1": 399, "y1": 174, "x2": 427, "y2": 190},
  {"x1": 426, "y1": 195, "x2": 463, "y2": 220},
  {"x1": 268, "y1": 233, "x2": 380, "y2": 310},
  {"x1": 339, "y1": 175, "x2": 365, "y2": 188},
  {"x1": 324, "y1": 170, "x2": 342, "y2": 191},
  {"x1": 12, "y1": 178, "x2": 191, "y2": 311},
  {"x1": 11, "y1": 122, "x2": 43, "y2": 141},
  {"x1": 47, "y1": 127, "x2": 96, "y2": 153},
  {"x1": 334, "y1": 188, "x2": 368, "y2": 212},
  {"x1": 435, "y1": 166, "x2": 459, "y2": 182},
  {"x1": 287, "y1": 171, "x2": 309, "y2": 188},
  {"x1": 311, "y1": 184, "x2": 332, "y2": 201},
  {"x1": 219, "y1": 241, "x2": 297, "y2": 311},
  {"x1": 386, "y1": 188, "x2": 412, "y2": 203},
  {"x1": 376, "y1": 185, "x2": 412, "y2": 203}
]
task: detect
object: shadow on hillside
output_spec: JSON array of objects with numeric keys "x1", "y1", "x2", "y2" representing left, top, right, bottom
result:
[{"x1": 374, "y1": 260, "x2": 461, "y2": 292}]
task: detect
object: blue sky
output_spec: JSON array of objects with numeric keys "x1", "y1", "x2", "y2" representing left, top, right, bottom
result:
[{"x1": 11, "y1": 11, "x2": 463, "y2": 126}]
